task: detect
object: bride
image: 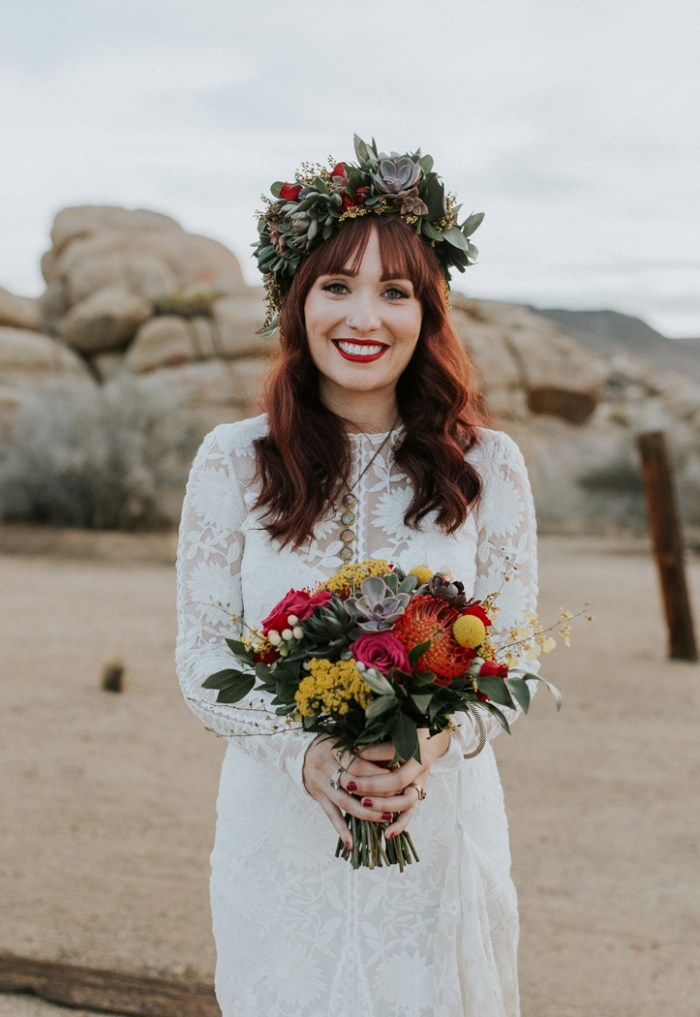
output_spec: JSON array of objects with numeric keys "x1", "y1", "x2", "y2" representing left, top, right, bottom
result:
[{"x1": 176, "y1": 137, "x2": 538, "y2": 1017}]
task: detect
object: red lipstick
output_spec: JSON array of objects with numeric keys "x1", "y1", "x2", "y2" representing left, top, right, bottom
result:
[{"x1": 332, "y1": 338, "x2": 388, "y2": 363}]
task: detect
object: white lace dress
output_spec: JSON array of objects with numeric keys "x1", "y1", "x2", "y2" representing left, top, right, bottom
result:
[{"x1": 176, "y1": 414, "x2": 538, "y2": 1017}]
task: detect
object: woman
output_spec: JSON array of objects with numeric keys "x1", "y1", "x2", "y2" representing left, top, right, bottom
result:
[{"x1": 176, "y1": 139, "x2": 538, "y2": 1017}]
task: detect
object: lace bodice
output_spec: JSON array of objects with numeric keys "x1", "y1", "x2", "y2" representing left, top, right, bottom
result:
[{"x1": 175, "y1": 414, "x2": 538, "y2": 789}]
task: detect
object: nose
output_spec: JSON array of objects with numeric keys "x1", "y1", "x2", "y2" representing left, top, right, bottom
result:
[{"x1": 344, "y1": 292, "x2": 381, "y2": 334}]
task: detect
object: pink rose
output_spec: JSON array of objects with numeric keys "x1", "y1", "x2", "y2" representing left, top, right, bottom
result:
[
  {"x1": 261, "y1": 588, "x2": 331, "y2": 635},
  {"x1": 350, "y1": 631, "x2": 411, "y2": 675}
]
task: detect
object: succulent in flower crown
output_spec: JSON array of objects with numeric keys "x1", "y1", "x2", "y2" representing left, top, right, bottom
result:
[{"x1": 253, "y1": 134, "x2": 484, "y2": 336}]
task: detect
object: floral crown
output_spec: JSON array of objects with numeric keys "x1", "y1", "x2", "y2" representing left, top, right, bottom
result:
[{"x1": 253, "y1": 135, "x2": 484, "y2": 336}]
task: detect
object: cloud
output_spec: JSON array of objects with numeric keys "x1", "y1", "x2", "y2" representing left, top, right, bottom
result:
[{"x1": 0, "y1": 0, "x2": 699, "y2": 336}]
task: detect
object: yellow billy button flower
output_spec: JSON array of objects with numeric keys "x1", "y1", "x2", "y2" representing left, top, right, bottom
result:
[
  {"x1": 453, "y1": 614, "x2": 487, "y2": 649},
  {"x1": 409, "y1": 565, "x2": 434, "y2": 585}
]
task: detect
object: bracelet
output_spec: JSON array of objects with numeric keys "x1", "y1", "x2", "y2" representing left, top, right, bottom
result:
[{"x1": 462, "y1": 706, "x2": 487, "y2": 759}]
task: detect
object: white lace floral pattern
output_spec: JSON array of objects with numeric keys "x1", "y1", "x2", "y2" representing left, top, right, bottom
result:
[{"x1": 176, "y1": 414, "x2": 538, "y2": 1017}]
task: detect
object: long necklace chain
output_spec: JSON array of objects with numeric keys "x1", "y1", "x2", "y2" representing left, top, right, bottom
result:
[{"x1": 337, "y1": 415, "x2": 400, "y2": 563}]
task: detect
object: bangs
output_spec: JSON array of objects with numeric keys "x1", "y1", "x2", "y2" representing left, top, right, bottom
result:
[{"x1": 300, "y1": 215, "x2": 438, "y2": 301}]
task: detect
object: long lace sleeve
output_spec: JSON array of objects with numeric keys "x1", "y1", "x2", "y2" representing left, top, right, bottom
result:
[
  {"x1": 175, "y1": 425, "x2": 315, "y2": 794},
  {"x1": 450, "y1": 429, "x2": 539, "y2": 756}
]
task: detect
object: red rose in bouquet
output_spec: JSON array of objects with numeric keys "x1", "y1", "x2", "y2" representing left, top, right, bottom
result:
[{"x1": 261, "y1": 588, "x2": 332, "y2": 635}]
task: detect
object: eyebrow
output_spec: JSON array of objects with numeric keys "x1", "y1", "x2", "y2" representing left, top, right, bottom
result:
[{"x1": 323, "y1": 269, "x2": 413, "y2": 284}]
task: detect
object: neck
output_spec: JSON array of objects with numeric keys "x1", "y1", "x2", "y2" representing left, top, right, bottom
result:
[{"x1": 319, "y1": 384, "x2": 399, "y2": 434}]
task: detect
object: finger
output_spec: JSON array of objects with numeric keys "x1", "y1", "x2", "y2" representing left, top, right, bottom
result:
[
  {"x1": 354, "y1": 742, "x2": 396, "y2": 763},
  {"x1": 317, "y1": 795, "x2": 353, "y2": 849},
  {"x1": 334, "y1": 788, "x2": 403, "y2": 824},
  {"x1": 339, "y1": 768, "x2": 408, "y2": 797},
  {"x1": 385, "y1": 804, "x2": 417, "y2": 838}
]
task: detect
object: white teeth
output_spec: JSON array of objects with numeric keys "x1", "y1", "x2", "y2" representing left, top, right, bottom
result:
[{"x1": 337, "y1": 341, "x2": 385, "y2": 356}]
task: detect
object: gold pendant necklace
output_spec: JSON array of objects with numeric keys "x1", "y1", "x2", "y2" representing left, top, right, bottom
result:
[{"x1": 337, "y1": 416, "x2": 400, "y2": 563}]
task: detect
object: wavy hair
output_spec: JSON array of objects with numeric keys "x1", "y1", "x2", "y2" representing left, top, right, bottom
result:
[{"x1": 254, "y1": 214, "x2": 486, "y2": 548}]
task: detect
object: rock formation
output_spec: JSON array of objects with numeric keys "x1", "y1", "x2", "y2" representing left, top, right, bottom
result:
[{"x1": 1, "y1": 204, "x2": 699, "y2": 532}]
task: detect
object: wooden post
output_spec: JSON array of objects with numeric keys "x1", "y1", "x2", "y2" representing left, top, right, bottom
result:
[{"x1": 637, "y1": 431, "x2": 698, "y2": 661}]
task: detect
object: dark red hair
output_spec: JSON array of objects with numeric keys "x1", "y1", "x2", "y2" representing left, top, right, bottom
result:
[{"x1": 254, "y1": 215, "x2": 486, "y2": 548}]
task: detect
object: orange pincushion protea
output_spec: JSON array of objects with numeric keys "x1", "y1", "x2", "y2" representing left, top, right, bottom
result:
[{"x1": 394, "y1": 595, "x2": 475, "y2": 684}]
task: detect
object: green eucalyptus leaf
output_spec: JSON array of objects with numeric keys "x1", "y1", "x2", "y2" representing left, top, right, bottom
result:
[
  {"x1": 361, "y1": 670, "x2": 395, "y2": 696},
  {"x1": 463, "y1": 211, "x2": 484, "y2": 237},
  {"x1": 365, "y1": 695, "x2": 397, "y2": 722},
  {"x1": 418, "y1": 154, "x2": 434, "y2": 174},
  {"x1": 354, "y1": 134, "x2": 370, "y2": 164},
  {"x1": 422, "y1": 221, "x2": 442, "y2": 241},
  {"x1": 443, "y1": 226, "x2": 471, "y2": 252},
  {"x1": 270, "y1": 181, "x2": 284, "y2": 198}
]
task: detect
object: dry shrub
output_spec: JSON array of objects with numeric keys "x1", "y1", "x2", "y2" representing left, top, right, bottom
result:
[{"x1": 0, "y1": 381, "x2": 199, "y2": 529}]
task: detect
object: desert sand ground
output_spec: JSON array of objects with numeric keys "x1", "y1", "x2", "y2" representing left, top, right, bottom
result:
[{"x1": 1, "y1": 529, "x2": 699, "y2": 1017}]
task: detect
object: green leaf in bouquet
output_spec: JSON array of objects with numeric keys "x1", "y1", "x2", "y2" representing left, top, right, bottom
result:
[
  {"x1": 365, "y1": 695, "x2": 397, "y2": 722},
  {"x1": 505, "y1": 676, "x2": 531, "y2": 713},
  {"x1": 273, "y1": 677, "x2": 299, "y2": 705},
  {"x1": 530, "y1": 675, "x2": 563, "y2": 710},
  {"x1": 410, "y1": 670, "x2": 437, "y2": 688},
  {"x1": 391, "y1": 713, "x2": 421, "y2": 763},
  {"x1": 255, "y1": 662, "x2": 274, "y2": 681},
  {"x1": 275, "y1": 703, "x2": 298, "y2": 716},
  {"x1": 408, "y1": 639, "x2": 431, "y2": 666},
  {"x1": 411, "y1": 693, "x2": 433, "y2": 714},
  {"x1": 475, "y1": 699, "x2": 511, "y2": 734},
  {"x1": 361, "y1": 669, "x2": 396, "y2": 696},
  {"x1": 215, "y1": 673, "x2": 256, "y2": 703},
  {"x1": 475, "y1": 676, "x2": 516, "y2": 709},
  {"x1": 202, "y1": 668, "x2": 250, "y2": 690},
  {"x1": 225, "y1": 638, "x2": 255, "y2": 663}
]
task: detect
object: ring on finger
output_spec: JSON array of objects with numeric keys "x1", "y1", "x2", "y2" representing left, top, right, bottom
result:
[
  {"x1": 329, "y1": 767, "x2": 343, "y2": 791},
  {"x1": 409, "y1": 782, "x2": 427, "y2": 802}
]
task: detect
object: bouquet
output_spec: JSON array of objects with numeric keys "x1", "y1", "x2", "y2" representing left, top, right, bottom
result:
[{"x1": 203, "y1": 559, "x2": 570, "y2": 871}]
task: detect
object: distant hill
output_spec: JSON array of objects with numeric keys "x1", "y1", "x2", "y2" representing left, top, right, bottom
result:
[{"x1": 529, "y1": 307, "x2": 700, "y2": 382}]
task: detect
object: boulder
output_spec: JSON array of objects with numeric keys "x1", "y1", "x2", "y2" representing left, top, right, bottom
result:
[
  {"x1": 56, "y1": 233, "x2": 180, "y2": 304},
  {"x1": 47, "y1": 210, "x2": 246, "y2": 304},
  {"x1": 110, "y1": 358, "x2": 268, "y2": 439},
  {"x1": 0, "y1": 326, "x2": 91, "y2": 383},
  {"x1": 482, "y1": 302, "x2": 606, "y2": 424},
  {"x1": 50, "y1": 206, "x2": 183, "y2": 255},
  {"x1": 122, "y1": 295, "x2": 270, "y2": 375},
  {"x1": 60, "y1": 286, "x2": 152, "y2": 353},
  {"x1": 0, "y1": 287, "x2": 41, "y2": 331},
  {"x1": 0, "y1": 327, "x2": 95, "y2": 437}
]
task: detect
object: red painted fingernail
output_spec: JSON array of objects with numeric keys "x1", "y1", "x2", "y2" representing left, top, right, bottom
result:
[
  {"x1": 362, "y1": 798, "x2": 373, "y2": 808},
  {"x1": 346, "y1": 781, "x2": 357, "y2": 792},
  {"x1": 345, "y1": 840, "x2": 352, "y2": 850},
  {"x1": 382, "y1": 812, "x2": 392, "y2": 821},
  {"x1": 386, "y1": 830, "x2": 394, "y2": 839}
]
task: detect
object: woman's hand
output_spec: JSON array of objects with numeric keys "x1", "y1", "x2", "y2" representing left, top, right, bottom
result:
[{"x1": 302, "y1": 729, "x2": 450, "y2": 846}]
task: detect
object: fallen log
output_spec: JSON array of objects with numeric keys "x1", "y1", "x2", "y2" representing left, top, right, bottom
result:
[{"x1": 0, "y1": 951, "x2": 219, "y2": 1017}]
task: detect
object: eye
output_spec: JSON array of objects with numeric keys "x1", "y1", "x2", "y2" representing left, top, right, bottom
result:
[
  {"x1": 384, "y1": 285, "x2": 410, "y2": 300},
  {"x1": 322, "y1": 281, "x2": 348, "y2": 295}
]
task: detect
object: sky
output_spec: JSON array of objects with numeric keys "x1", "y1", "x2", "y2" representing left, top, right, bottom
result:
[{"x1": 1, "y1": 0, "x2": 699, "y2": 337}]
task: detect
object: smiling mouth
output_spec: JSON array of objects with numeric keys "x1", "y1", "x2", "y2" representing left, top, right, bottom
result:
[{"x1": 332, "y1": 339, "x2": 389, "y2": 363}]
